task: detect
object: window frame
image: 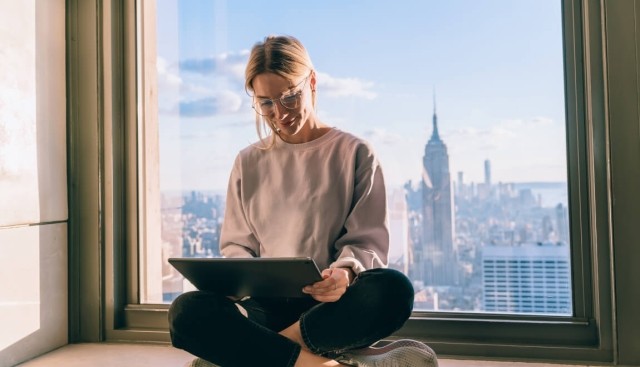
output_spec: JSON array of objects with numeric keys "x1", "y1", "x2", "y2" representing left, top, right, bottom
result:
[{"x1": 67, "y1": 0, "x2": 620, "y2": 362}]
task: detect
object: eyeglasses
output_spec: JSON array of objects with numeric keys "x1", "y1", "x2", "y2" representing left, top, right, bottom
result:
[{"x1": 251, "y1": 74, "x2": 310, "y2": 116}]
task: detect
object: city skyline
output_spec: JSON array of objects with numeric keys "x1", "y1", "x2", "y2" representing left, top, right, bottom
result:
[
  {"x1": 159, "y1": 109, "x2": 570, "y2": 312},
  {"x1": 155, "y1": 0, "x2": 568, "y2": 192},
  {"x1": 160, "y1": 173, "x2": 571, "y2": 313}
]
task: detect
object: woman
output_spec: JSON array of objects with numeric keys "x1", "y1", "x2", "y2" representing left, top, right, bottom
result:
[{"x1": 169, "y1": 35, "x2": 438, "y2": 367}]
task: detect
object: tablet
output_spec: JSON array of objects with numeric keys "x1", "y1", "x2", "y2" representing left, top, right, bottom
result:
[{"x1": 168, "y1": 257, "x2": 323, "y2": 298}]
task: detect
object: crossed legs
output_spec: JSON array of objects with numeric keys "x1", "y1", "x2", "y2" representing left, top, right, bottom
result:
[{"x1": 169, "y1": 268, "x2": 414, "y2": 367}]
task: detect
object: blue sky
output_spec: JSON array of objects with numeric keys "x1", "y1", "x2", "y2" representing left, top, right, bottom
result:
[{"x1": 155, "y1": 0, "x2": 567, "y2": 192}]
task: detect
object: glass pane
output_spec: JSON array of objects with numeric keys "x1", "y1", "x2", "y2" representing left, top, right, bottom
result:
[{"x1": 147, "y1": 0, "x2": 571, "y2": 315}]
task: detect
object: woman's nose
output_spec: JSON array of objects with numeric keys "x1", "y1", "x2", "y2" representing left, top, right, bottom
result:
[{"x1": 273, "y1": 101, "x2": 289, "y2": 119}]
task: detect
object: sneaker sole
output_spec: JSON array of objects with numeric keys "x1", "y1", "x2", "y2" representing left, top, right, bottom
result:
[{"x1": 341, "y1": 339, "x2": 438, "y2": 367}]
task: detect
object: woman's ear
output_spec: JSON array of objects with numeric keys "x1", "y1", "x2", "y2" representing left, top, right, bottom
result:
[{"x1": 309, "y1": 70, "x2": 317, "y2": 92}]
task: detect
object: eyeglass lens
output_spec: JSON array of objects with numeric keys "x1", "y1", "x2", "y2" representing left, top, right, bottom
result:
[{"x1": 252, "y1": 76, "x2": 307, "y2": 116}]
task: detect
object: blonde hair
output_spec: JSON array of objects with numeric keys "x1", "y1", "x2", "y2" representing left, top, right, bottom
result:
[{"x1": 245, "y1": 35, "x2": 315, "y2": 148}]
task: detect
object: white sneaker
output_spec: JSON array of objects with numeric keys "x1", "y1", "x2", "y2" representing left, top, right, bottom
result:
[
  {"x1": 336, "y1": 339, "x2": 438, "y2": 367},
  {"x1": 183, "y1": 357, "x2": 220, "y2": 367}
]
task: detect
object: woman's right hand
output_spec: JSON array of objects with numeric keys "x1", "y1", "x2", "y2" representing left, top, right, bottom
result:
[{"x1": 302, "y1": 267, "x2": 351, "y2": 302}]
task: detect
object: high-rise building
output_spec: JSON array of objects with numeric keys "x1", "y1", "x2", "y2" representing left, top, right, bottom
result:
[
  {"x1": 419, "y1": 99, "x2": 456, "y2": 286},
  {"x1": 477, "y1": 159, "x2": 493, "y2": 200},
  {"x1": 457, "y1": 171, "x2": 464, "y2": 197},
  {"x1": 388, "y1": 188, "x2": 410, "y2": 275},
  {"x1": 482, "y1": 243, "x2": 572, "y2": 314},
  {"x1": 484, "y1": 159, "x2": 492, "y2": 186},
  {"x1": 555, "y1": 203, "x2": 569, "y2": 244},
  {"x1": 542, "y1": 215, "x2": 554, "y2": 242}
]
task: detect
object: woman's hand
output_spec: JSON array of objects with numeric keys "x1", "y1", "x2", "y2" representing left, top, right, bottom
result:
[{"x1": 302, "y1": 267, "x2": 353, "y2": 302}]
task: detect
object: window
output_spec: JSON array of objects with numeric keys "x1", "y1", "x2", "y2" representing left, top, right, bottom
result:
[
  {"x1": 87, "y1": 0, "x2": 616, "y2": 362},
  {"x1": 145, "y1": 0, "x2": 572, "y2": 316}
]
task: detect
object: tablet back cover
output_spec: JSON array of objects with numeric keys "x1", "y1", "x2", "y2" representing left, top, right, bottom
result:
[{"x1": 168, "y1": 257, "x2": 322, "y2": 298}]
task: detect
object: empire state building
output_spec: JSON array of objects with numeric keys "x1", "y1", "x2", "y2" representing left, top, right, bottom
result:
[{"x1": 420, "y1": 102, "x2": 456, "y2": 286}]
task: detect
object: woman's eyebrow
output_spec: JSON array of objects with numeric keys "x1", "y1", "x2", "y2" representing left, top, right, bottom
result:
[{"x1": 254, "y1": 86, "x2": 296, "y2": 99}]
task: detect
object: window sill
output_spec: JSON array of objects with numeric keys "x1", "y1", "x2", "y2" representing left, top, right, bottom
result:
[{"x1": 16, "y1": 342, "x2": 599, "y2": 367}]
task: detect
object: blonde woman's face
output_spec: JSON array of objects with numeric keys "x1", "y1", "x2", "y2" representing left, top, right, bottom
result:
[{"x1": 251, "y1": 72, "x2": 317, "y2": 144}]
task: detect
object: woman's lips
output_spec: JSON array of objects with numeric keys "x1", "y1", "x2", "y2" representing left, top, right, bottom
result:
[{"x1": 279, "y1": 118, "x2": 295, "y2": 127}]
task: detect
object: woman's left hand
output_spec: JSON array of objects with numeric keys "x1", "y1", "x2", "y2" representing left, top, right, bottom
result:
[{"x1": 302, "y1": 267, "x2": 353, "y2": 303}]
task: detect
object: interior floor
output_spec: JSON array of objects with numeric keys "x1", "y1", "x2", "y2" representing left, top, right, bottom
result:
[{"x1": 15, "y1": 343, "x2": 598, "y2": 367}]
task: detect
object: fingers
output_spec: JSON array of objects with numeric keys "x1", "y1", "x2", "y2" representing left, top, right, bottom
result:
[
  {"x1": 312, "y1": 268, "x2": 347, "y2": 291},
  {"x1": 302, "y1": 268, "x2": 350, "y2": 302},
  {"x1": 302, "y1": 279, "x2": 340, "y2": 295}
]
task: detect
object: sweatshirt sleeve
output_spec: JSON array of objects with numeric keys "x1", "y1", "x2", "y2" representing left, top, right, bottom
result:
[
  {"x1": 330, "y1": 142, "x2": 389, "y2": 274},
  {"x1": 219, "y1": 154, "x2": 260, "y2": 258}
]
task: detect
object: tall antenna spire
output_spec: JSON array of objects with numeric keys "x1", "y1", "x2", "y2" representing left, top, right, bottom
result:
[
  {"x1": 433, "y1": 87, "x2": 437, "y2": 115},
  {"x1": 431, "y1": 87, "x2": 440, "y2": 141}
]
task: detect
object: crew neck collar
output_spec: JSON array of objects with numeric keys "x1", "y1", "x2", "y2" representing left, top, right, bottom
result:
[{"x1": 275, "y1": 127, "x2": 340, "y2": 150}]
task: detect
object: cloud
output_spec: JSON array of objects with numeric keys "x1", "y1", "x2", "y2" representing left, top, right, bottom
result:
[
  {"x1": 158, "y1": 55, "x2": 247, "y2": 118},
  {"x1": 450, "y1": 127, "x2": 490, "y2": 138},
  {"x1": 178, "y1": 51, "x2": 249, "y2": 82},
  {"x1": 450, "y1": 125, "x2": 516, "y2": 138},
  {"x1": 157, "y1": 57, "x2": 182, "y2": 89},
  {"x1": 179, "y1": 58, "x2": 217, "y2": 74},
  {"x1": 531, "y1": 116, "x2": 555, "y2": 125},
  {"x1": 316, "y1": 71, "x2": 377, "y2": 100},
  {"x1": 179, "y1": 90, "x2": 243, "y2": 117},
  {"x1": 501, "y1": 116, "x2": 556, "y2": 129},
  {"x1": 179, "y1": 98, "x2": 217, "y2": 117},
  {"x1": 491, "y1": 126, "x2": 517, "y2": 137},
  {"x1": 446, "y1": 126, "x2": 516, "y2": 155},
  {"x1": 363, "y1": 128, "x2": 402, "y2": 145},
  {"x1": 158, "y1": 57, "x2": 218, "y2": 97}
]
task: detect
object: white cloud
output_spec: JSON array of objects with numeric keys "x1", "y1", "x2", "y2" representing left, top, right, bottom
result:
[
  {"x1": 215, "y1": 90, "x2": 243, "y2": 113},
  {"x1": 531, "y1": 116, "x2": 555, "y2": 125},
  {"x1": 363, "y1": 128, "x2": 402, "y2": 145},
  {"x1": 443, "y1": 115, "x2": 567, "y2": 182},
  {"x1": 223, "y1": 50, "x2": 250, "y2": 81},
  {"x1": 156, "y1": 55, "x2": 248, "y2": 118},
  {"x1": 157, "y1": 56, "x2": 182, "y2": 89},
  {"x1": 449, "y1": 126, "x2": 515, "y2": 139},
  {"x1": 178, "y1": 90, "x2": 245, "y2": 117},
  {"x1": 500, "y1": 116, "x2": 556, "y2": 129},
  {"x1": 449, "y1": 127, "x2": 483, "y2": 137},
  {"x1": 179, "y1": 51, "x2": 248, "y2": 83},
  {"x1": 491, "y1": 126, "x2": 517, "y2": 138},
  {"x1": 316, "y1": 71, "x2": 377, "y2": 100}
]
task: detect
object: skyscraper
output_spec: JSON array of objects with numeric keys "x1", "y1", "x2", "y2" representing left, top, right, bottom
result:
[
  {"x1": 419, "y1": 99, "x2": 456, "y2": 286},
  {"x1": 555, "y1": 203, "x2": 569, "y2": 244},
  {"x1": 484, "y1": 159, "x2": 492, "y2": 186},
  {"x1": 457, "y1": 171, "x2": 465, "y2": 197},
  {"x1": 388, "y1": 188, "x2": 410, "y2": 275},
  {"x1": 482, "y1": 243, "x2": 572, "y2": 314}
]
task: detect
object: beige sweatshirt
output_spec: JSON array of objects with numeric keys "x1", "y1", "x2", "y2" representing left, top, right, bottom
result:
[{"x1": 219, "y1": 128, "x2": 389, "y2": 274}]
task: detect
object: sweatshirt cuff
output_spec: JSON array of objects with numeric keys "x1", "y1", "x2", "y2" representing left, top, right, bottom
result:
[
  {"x1": 330, "y1": 257, "x2": 367, "y2": 276},
  {"x1": 220, "y1": 243, "x2": 257, "y2": 258}
]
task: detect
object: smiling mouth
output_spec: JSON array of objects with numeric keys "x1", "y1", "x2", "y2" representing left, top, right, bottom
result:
[{"x1": 279, "y1": 118, "x2": 295, "y2": 127}]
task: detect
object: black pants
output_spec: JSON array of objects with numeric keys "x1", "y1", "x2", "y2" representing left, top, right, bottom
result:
[{"x1": 168, "y1": 268, "x2": 414, "y2": 367}]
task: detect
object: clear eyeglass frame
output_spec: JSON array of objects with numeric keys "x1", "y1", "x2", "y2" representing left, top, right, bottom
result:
[{"x1": 251, "y1": 74, "x2": 311, "y2": 116}]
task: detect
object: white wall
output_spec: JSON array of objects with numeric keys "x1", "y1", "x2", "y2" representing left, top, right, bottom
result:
[{"x1": 0, "y1": 0, "x2": 67, "y2": 366}]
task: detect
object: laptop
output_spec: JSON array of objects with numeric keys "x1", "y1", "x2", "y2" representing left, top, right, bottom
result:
[{"x1": 168, "y1": 257, "x2": 323, "y2": 298}]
